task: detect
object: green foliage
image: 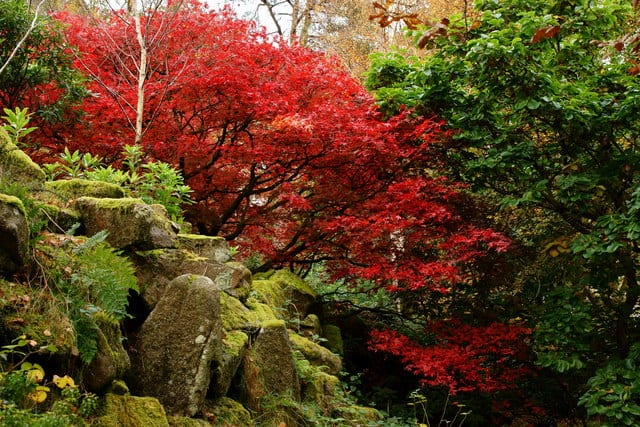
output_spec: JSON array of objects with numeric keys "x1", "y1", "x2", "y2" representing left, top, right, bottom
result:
[
  {"x1": 0, "y1": 0, "x2": 87, "y2": 121},
  {"x1": 40, "y1": 231, "x2": 138, "y2": 363},
  {"x1": 365, "y1": 0, "x2": 640, "y2": 420},
  {"x1": 44, "y1": 144, "x2": 193, "y2": 222},
  {"x1": 1, "y1": 107, "x2": 36, "y2": 146},
  {"x1": 578, "y1": 343, "x2": 640, "y2": 425},
  {"x1": 0, "y1": 337, "x2": 97, "y2": 426},
  {"x1": 533, "y1": 287, "x2": 593, "y2": 373}
]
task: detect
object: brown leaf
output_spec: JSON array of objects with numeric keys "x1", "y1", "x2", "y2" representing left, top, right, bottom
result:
[{"x1": 530, "y1": 25, "x2": 561, "y2": 44}]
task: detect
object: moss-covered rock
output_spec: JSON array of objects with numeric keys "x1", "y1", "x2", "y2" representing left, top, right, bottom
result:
[
  {"x1": 237, "y1": 319, "x2": 301, "y2": 413},
  {"x1": 332, "y1": 405, "x2": 382, "y2": 426},
  {"x1": 91, "y1": 393, "x2": 170, "y2": 427},
  {"x1": 204, "y1": 397, "x2": 252, "y2": 427},
  {"x1": 288, "y1": 332, "x2": 342, "y2": 375},
  {"x1": 252, "y1": 270, "x2": 317, "y2": 322},
  {"x1": 176, "y1": 234, "x2": 231, "y2": 263},
  {"x1": 302, "y1": 371, "x2": 340, "y2": 415},
  {"x1": 83, "y1": 312, "x2": 131, "y2": 392},
  {"x1": 213, "y1": 330, "x2": 249, "y2": 398},
  {"x1": 219, "y1": 292, "x2": 276, "y2": 332},
  {"x1": 0, "y1": 194, "x2": 28, "y2": 275},
  {"x1": 45, "y1": 179, "x2": 125, "y2": 200},
  {"x1": 298, "y1": 314, "x2": 322, "y2": 339},
  {"x1": 0, "y1": 129, "x2": 45, "y2": 190},
  {"x1": 167, "y1": 416, "x2": 212, "y2": 427},
  {"x1": 132, "y1": 274, "x2": 222, "y2": 417},
  {"x1": 75, "y1": 197, "x2": 177, "y2": 250},
  {"x1": 133, "y1": 249, "x2": 251, "y2": 308}
]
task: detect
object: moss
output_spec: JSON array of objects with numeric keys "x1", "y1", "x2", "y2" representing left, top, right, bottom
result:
[
  {"x1": 167, "y1": 416, "x2": 211, "y2": 426},
  {"x1": 303, "y1": 371, "x2": 340, "y2": 413},
  {"x1": 222, "y1": 330, "x2": 249, "y2": 358},
  {"x1": 0, "y1": 130, "x2": 45, "y2": 189},
  {"x1": 261, "y1": 319, "x2": 286, "y2": 329},
  {"x1": 245, "y1": 297, "x2": 277, "y2": 322},
  {"x1": 220, "y1": 293, "x2": 277, "y2": 331},
  {"x1": 205, "y1": 397, "x2": 251, "y2": 427},
  {"x1": 270, "y1": 270, "x2": 317, "y2": 298},
  {"x1": 252, "y1": 270, "x2": 316, "y2": 321},
  {"x1": 288, "y1": 332, "x2": 342, "y2": 375},
  {"x1": 0, "y1": 194, "x2": 25, "y2": 216},
  {"x1": 332, "y1": 405, "x2": 382, "y2": 425},
  {"x1": 45, "y1": 179, "x2": 125, "y2": 200},
  {"x1": 92, "y1": 393, "x2": 170, "y2": 427},
  {"x1": 76, "y1": 196, "x2": 144, "y2": 212}
]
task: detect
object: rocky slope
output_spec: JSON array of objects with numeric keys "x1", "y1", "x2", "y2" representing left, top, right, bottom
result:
[{"x1": 0, "y1": 132, "x2": 381, "y2": 426}]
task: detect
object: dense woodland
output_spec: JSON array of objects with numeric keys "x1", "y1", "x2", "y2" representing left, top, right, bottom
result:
[{"x1": 2, "y1": 0, "x2": 640, "y2": 424}]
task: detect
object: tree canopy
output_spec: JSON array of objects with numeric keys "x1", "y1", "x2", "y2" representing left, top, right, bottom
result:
[{"x1": 367, "y1": 0, "x2": 640, "y2": 422}]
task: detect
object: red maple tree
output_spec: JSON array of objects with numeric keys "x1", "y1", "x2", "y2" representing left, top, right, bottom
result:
[{"x1": 37, "y1": 1, "x2": 531, "y2": 398}]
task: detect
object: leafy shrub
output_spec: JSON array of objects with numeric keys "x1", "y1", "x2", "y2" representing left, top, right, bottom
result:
[{"x1": 44, "y1": 144, "x2": 192, "y2": 222}]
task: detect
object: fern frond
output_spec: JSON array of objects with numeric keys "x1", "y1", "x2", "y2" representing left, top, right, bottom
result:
[{"x1": 73, "y1": 230, "x2": 109, "y2": 254}]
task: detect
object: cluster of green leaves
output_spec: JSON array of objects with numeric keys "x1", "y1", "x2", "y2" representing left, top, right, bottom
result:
[
  {"x1": 0, "y1": 337, "x2": 97, "y2": 426},
  {"x1": 44, "y1": 144, "x2": 193, "y2": 221},
  {"x1": 578, "y1": 343, "x2": 640, "y2": 425},
  {"x1": 39, "y1": 230, "x2": 138, "y2": 364}
]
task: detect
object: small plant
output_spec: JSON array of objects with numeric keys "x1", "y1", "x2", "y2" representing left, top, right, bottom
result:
[
  {"x1": 44, "y1": 144, "x2": 193, "y2": 222},
  {"x1": 1, "y1": 107, "x2": 37, "y2": 146},
  {"x1": 0, "y1": 336, "x2": 97, "y2": 426},
  {"x1": 38, "y1": 230, "x2": 138, "y2": 364}
]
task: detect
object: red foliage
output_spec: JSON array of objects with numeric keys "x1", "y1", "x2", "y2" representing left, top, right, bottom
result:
[
  {"x1": 369, "y1": 320, "x2": 532, "y2": 394},
  {"x1": 44, "y1": 2, "x2": 511, "y2": 292},
  {"x1": 31, "y1": 2, "x2": 532, "y2": 401}
]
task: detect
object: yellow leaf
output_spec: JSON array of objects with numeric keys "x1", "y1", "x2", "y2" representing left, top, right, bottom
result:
[
  {"x1": 28, "y1": 386, "x2": 49, "y2": 403},
  {"x1": 53, "y1": 374, "x2": 75, "y2": 389},
  {"x1": 24, "y1": 363, "x2": 45, "y2": 383}
]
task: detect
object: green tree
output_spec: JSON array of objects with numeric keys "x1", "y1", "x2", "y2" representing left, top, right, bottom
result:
[
  {"x1": 0, "y1": 0, "x2": 85, "y2": 122},
  {"x1": 366, "y1": 0, "x2": 640, "y2": 422}
]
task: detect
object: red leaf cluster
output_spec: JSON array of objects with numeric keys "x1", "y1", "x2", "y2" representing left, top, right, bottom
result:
[{"x1": 369, "y1": 320, "x2": 532, "y2": 394}]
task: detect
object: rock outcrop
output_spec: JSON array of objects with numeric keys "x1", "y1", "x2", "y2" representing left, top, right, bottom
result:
[
  {"x1": 0, "y1": 144, "x2": 383, "y2": 427},
  {"x1": 131, "y1": 274, "x2": 222, "y2": 416}
]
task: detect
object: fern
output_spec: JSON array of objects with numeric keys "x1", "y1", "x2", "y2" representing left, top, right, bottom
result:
[
  {"x1": 73, "y1": 313, "x2": 99, "y2": 365},
  {"x1": 44, "y1": 232, "x2": 138, "y2": 364},
  {"x1": 72, "y1": 229, "x2": 108, "y2": 254}
]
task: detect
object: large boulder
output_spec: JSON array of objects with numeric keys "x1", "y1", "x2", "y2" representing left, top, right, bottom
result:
[
  {"x1": 0, "y1": 195, "x2": 28, "y2": 275},
  {"x1": 75, "y1": 197, "x2": 177, "y2": 250},
  {"x1": 132, "y1": 274, "x2": 222, "y2": 416},
  {"x1": 237, "y1": 320, "x2": 301, "y2": 412},
  {"x1": 0, "y1": 128, "x2": 45, "y2": 190},
  {"x1": 133, "y1": 249, "x2": 251, "y2": 308}
]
